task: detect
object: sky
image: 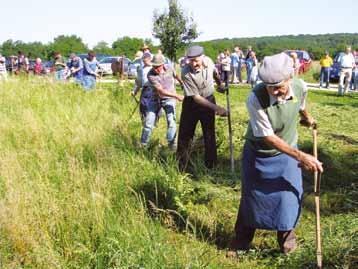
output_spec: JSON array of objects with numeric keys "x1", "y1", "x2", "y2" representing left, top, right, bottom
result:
[{"x1": 1, "y1": 0, "x2": 356, "y2": 48}]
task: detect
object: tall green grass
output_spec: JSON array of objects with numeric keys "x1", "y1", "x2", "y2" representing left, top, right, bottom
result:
[
  {"x1": 0, "y1": 78, "x2": 356, "y2": 268},
  {"x1": 298, "y1": 61, "x2": 321, "y2": 83}
]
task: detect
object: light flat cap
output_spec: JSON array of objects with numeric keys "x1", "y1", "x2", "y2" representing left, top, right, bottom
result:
[
  {"x1": 186, "y1": 45, "x2": 204, "y2": 58},
  {"x1": 258, "y1": 53, "x2": 294, "y2": 86}
]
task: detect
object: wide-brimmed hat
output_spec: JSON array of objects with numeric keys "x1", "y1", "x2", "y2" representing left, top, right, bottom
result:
[
  {"x1": 152, "y1": 54, "x2": 165, "y2": 66},
  {"x1": 258, "y1": 53, "x2": 294, "y2": 86},
  {"x1": 141, "y1": 44, "x2": 150, "y2": 51}
]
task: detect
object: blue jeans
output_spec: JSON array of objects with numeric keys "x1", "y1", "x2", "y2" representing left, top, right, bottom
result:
[
  {"x1": 55, "y1": 70, "x2": 65, "y2": 81},
  {"x1": 74, "y1": 77, "x2": 83, "y2": 85},
  {"x1": 140, "y1": 98, "x2": 176, "y2": 145},
  {"x1": 82, "y1": 75, "x2": 96, "y2": 90},
  {"x1": 141, "y1": 99, "x2": 159, "y2": 145},
  {"x1": 319, "y1": 67, "x2": 330, "y2": 88},
  {"x1": 161, "y1": 98, "x2": 177, "y2": 145},
  {"x1": 246, "y1": 65, "x2": 252, "y2": 83},
  {"x1": 351, "y1": 69, "x2": 357, "y2": 90}
]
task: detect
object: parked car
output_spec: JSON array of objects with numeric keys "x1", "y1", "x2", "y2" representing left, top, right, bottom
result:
[
  {"x1": 77, "y1": 53, "x2": 110, "y2": 62},
  {"x1": 28, "y1": 60, "x2": 36, "y2": 72},
  {"x1": 284, "y1": 50, "x2": 312, "y2": 73},
  {"x1": 95, "y1": 54, "x2": 110, "y2": 62},
  {"x1": 329, "y1": 52, "x2": 344, "y2": 82},
  {"x1": 43, "y1": 61, "x2": 55, "y2": 74},
  {"x1": 77, "y1": 53, "x2": 88, "y2": 61}
]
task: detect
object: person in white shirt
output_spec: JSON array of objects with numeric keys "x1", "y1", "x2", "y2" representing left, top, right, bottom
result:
[
  {"x1": 230, "y1": 47, "x2": 244, "y2": 83},
  {"x1": 338, "y1": 46, "x2": 356, "y2": 95},
  {"x1": 220, "y1": 49, "x2": 231, "y2": 88},
  {"x1": 247, "y1": 51, "x2": 259, "y2": 88},
  {"x1": 0, "y1": 55, "x2": 7, "y2": 80}
]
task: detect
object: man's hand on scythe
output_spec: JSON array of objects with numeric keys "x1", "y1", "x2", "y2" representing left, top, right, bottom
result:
[
  {"x1": 217, "y1": 83, "x2": 227, "y2": 94},
  {"x1": 215, "y1": 105, "x2": 228, "y2": 117},
  {"x1": 299, "y1": 109, "x2": 316, "y2": 128}
]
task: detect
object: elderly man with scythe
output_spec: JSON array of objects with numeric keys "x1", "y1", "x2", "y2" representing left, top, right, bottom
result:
[{"x1": 228, "y1": 53, "x2": 323, "y2": 256}]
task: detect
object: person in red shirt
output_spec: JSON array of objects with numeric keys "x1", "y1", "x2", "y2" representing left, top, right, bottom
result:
[{"x1": 34, "y1": 58, "x2": 44, "y2": 75}]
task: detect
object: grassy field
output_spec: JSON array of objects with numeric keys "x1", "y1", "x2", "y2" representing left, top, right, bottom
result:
[{"x1": 0, "y1": 78, "x2": 356, "y2": 269}]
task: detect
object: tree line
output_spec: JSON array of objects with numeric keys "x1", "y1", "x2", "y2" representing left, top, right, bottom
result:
[
  {"x1": 1, "y1": 33, "x2": 357, "y2": 62},
  {"x1": 195, "y1": 33, "x2": 358, "y2": 61},
  {"x1": 0, "y1": 35, "x2": 154, "y2": 60}
]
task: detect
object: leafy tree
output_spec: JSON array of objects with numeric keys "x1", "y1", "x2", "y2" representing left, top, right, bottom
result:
[
  {"x1": 48, "y1": 35, "x2": 88, "y2": 57},
  {"x1": 0, "y1": 39, "x2": 49, "y2": 59},
  {"x1": 152, "y1": 0, "x2": 198, "y2": 63},
  {"x1": 0, "y1": 40, "x2": 19, "y2": 56},
  {"x1": 93, "y1": 41, "x2": 114, "y2": 55},
  {"x1": 112, "y1": 36, "x2": 152, "y2": 59}
]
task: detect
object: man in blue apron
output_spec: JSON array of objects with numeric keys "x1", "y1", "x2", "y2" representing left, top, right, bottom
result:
[{"x1": 229, "y1": 53, "x2": 323, "y2": 255}]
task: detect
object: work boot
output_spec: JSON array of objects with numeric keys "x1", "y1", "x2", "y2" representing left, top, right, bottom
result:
[
  {"x1": 227, "y1": 224, "x2": 256, "y2": 258},
  {"x1": 277, "y1": 230, "x2": 297, "y2": 254},
  {"x1": 226, "y1": 236, "x2": 254, "y2": 258}
]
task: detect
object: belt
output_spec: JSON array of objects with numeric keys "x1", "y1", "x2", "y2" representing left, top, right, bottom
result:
[
  {"x1": 184, "y1": 94, "x2": 214, "y2": 101},
  {"x1": 341, "y1": 67, "x2": 352, "y2": 69}
]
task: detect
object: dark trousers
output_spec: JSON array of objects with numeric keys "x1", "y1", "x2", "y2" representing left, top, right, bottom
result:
[
  {"x1": 230, "y1": 209, "x2": 297, "y2": 253},
  {"x1": 221, "y1": 70, "x2": 230, "y2": 88},
  {"x1": 177, "y1": 95, "x2": 217, "y2": 170}
]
